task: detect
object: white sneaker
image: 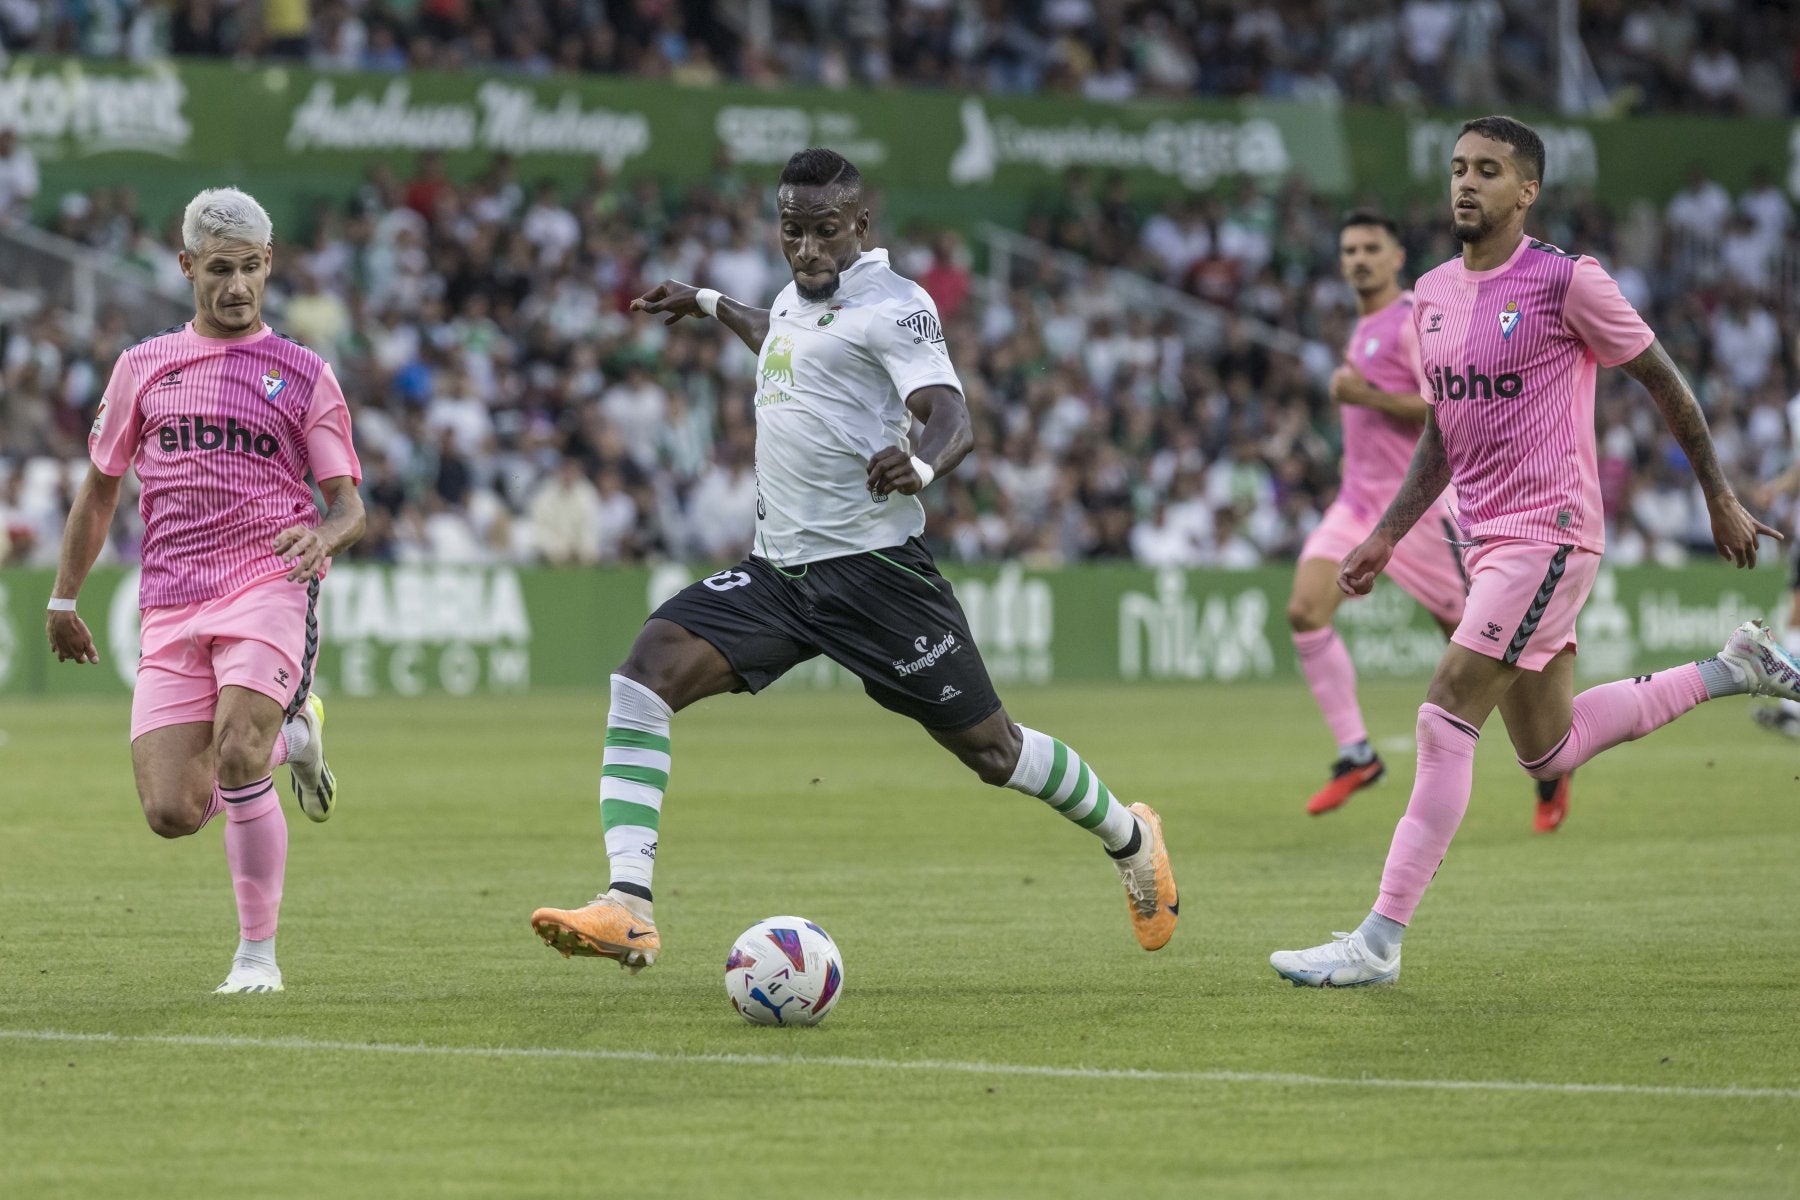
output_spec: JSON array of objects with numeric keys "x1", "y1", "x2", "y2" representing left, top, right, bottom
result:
[
  {"x1": 288, "y1": 693, "x2": 335, "y2": 823},
  {"x1": 1269, "y1": 929, "x2": 1400, "y2": 988},
  {"x1": 1718, "y1": 621, "x2": 1800, "y2": 701},
  {"x1": 214, "y1": 959, "x2": 284, "y2": 994}
]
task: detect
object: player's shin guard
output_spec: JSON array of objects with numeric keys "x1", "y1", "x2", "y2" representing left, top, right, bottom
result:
[
  {"x1": 1373, "y1": 704, "x2": 1479, "y2": 925},
  {"x1": 1006, "y1": 726, "x2": 1138, "y2": 851},
  {"x1": 1518, "y1": 664, "x2": 1708, "y2": 780},
  {"x1": 600, "y1": 674, "x2": 673, "y2": 898},
  {"x1": 220, "y1": 776, "x2": 287, "y2": 941}
]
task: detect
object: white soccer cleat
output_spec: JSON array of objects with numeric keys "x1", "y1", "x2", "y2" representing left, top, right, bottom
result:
[
  {"x1": 1269, "y1": 929, "x2": 1400, "y2": 988},
  {"x1": 214, "y1": 960, "x2": 284, "y2": 994},
  {"x1": 1718, "y1": 621, "x2": 1800, "y2": 701},
  {"x1": 289, "y1": 693, "x2": 336, "y2": 823}
]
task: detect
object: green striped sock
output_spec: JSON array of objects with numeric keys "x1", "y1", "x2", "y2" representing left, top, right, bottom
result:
[
  {"x1": 601, "y1": 675, "x2": 673, "y2": 892},
  {"x1": 1005, "y1": 725, "x2": 1138, "y2": 851}
]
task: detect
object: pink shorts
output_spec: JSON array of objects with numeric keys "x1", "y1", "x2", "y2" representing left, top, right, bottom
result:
[
  {"x1": 131, "y1": 570, "x2": 319, "y2": 740},
  {"x1": 1300, "y1": 497, "x2": 1469, "y2": 626},
  {"x1": 1450, "y1": 537, "x2": 1601, "y2": 672}
]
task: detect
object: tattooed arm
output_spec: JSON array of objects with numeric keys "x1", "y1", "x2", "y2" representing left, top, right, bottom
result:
[
  {"x1": 1338, "y1": 407, "x2": 1452, "y2": 596},
  {"x1": 1621, "y1": 338, "x2": 1778, "y2": 567}
]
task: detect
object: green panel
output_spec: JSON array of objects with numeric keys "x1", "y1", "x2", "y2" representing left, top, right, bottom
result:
[{"x1": 0, "y1": 560, "x2": 1783, "y2": 697}]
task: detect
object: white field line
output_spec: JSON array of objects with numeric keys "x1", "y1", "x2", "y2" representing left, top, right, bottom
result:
[{"x1": 2, "y1": 1029, "x2": 1796, "y2": 1101}]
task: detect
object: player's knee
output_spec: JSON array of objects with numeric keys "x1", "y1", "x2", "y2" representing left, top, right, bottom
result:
[
  {"x1": 143, "y1": 799, "x2": 204, "y2": 839},
  {"x1": 963, "y1": 729, "x2": 1023, "y2": 787},
  {"x1": 212, "y1": 723, "x2": 270, "y2": 782},
  {"x1": 1287, "y1": 599, "x2": 1330, "y2": 633}
]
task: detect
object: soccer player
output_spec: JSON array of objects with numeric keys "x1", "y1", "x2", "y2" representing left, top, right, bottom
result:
[
  {"x1": 530, "y1": 148, "x2": 1177, "y2": 972},
  {"x1": 46, "y1": 187, "x2": 364, "y2": 994},
  {"x1": 1292, "y1": 211, "x2": 1573, "y2": 830},
  {"x1": 1270, "y1": 116, "x2": 1799, "y2": 987}
]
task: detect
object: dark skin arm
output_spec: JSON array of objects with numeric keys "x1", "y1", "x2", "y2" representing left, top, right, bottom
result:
[
  {"x1": 868, "y1": 385, "x2": 974, "y2": 496},
  {"x1": 1338, "y1": 406, "x2": 1452, "y2": 596},
  {"x1": 630, "y1": 280, "x2": 769, "y2": 353},
  {"x1": 1620, "y1": 338, "x2": 1777, "y2": 567}
]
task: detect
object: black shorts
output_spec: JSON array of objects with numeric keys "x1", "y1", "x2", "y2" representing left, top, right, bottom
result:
[{"x1": 651, "y1": 538, "x2": 1004, "y2": 732}]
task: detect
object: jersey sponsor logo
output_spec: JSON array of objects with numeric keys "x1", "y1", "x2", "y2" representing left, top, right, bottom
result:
[
  {"x1": 892, "y1": 632, "x2": 959, "y2": 676},
  {"x1": 760, "y1": 335, "x2": 796, "y2": 386},
  {"x1": 261, "y1": 367, "x2": 288, "y2": 402},
  {"x1": 1426, "y1": 364, "x2": 1523, "y2": 402},
  {"x1": 895, "y1": 310, "x2": 944, "y2": 344},
  {"x1": 1498, "y1": 300, "x2": 1521, "y2": 339},
  {"x1": 157, "y1": 414, "x2": 282, "y2": 458}
]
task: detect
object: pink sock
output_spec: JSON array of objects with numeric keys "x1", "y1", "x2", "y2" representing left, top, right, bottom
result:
[
  {"x1": 1374, "y1": 703, "x2": 1480, "y2": 924},
  {"x1": 1293, "y1": 626, "x2": 1367, "y2": 748},
  {"x1": 1519, "y1": 664, "x2": 1708, "y2": 779},
  {"x1": 220, "y1": 776, "x2": 287, "y2": 941}
]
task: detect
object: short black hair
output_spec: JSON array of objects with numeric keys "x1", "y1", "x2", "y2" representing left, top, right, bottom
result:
[
  {"x1": 779, "y1": 148, "x2": 862, "y2": 203},
  {"x1": 1459, "y1": 115, "x2": 1545, "y2": 185},
  {"x1": 1339, "y1": 210, "x2": 1400, "y2": 241}
]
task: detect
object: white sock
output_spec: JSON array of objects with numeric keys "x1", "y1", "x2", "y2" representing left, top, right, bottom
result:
[
  {"x1": 235, "y1": 935, "x2": 277, "y2": 968},
  {"x1": 281, "y1": 719, "x2": 310, "y2": 760},
  {"x1": 1005, "y1": 726, "x2": 1140, "y2": 851}
]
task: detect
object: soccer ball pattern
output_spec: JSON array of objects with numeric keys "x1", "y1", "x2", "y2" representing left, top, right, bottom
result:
[{"x1": 724, "y1": 916, "x2": 845, "y2": 1027}]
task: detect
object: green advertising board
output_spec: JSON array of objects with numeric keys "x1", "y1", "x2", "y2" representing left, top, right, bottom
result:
[
  {"x1": 0, "y1": 57, "x2": 1346, "y2": 236},
  {"x1": 8, "y1": 56, "x2": 1793, "y2": 240},
  {"x1": 0, "y1": 561, "x2": 1782, "y2": 700}
]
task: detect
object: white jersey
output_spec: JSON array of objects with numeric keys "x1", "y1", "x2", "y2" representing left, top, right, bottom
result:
[{"x1": 749, "y1": 247, "x2": 963, "y2": 566}]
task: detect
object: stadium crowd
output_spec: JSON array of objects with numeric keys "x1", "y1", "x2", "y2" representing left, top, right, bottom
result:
[
  {"x1": 1, "y1": 143, "x2": 1798, "y2": 573},
  {"x1": 2, "y1": 0, "x2": 1795, "y2": 117}
]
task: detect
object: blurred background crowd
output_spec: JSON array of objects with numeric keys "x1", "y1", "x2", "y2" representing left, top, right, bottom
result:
[
  {"x1": 0, "y1": 2, "x2": 1797, "y2": 573},
  {"x1": 6, "y1": 0, "x2": 1796, "y2": 115}
]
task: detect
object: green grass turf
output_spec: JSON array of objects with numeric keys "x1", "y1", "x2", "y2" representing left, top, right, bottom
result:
[{"x1": 1, "y1": 681, "x2": 1797, "y2": 1199}]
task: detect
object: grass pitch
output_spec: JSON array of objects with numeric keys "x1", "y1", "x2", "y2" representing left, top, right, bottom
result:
[{"x1": 1, "y1": 680, "x2": 1796, "y2": 1199}]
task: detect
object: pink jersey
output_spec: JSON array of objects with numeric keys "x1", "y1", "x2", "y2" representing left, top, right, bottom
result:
[
  {"x1": 1337, "y1": 291, "x2": 1428, "y2": 522},
  {"x1": 1413, "y1": 238, "x2": 1653, "y2": 553},
  {"x1": 89, "y1": 323, "x2": 361, "y2": 608}
]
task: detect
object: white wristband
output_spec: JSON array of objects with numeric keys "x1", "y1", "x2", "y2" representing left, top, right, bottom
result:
[
  {"x1": 695, "y1": 288, "x2": 722, "y2": 318},
  {"x1": 47, "y1": 597, "x2": 77, "y2": 612},
  {"x1": 910, "y1": 456, "x2": 936, "y2": 489}
]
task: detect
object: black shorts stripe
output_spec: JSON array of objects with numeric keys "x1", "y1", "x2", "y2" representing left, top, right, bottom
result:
[
  {"x1": 285, "y1": 575, "x2": 322, "y2": 719},
  {"x1": 1504, "y1": 544, "x2": 1573, "y2": 667},
  {"x1": 1441, "y1": 518, "x2": 1471, "y2": 596}
]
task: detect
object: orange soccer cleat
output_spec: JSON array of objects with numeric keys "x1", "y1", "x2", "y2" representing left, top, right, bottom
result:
[
  {"x1": 1534, "y1": 772, "x2": 1573, "y2": 833},
  {"x1": 531, "y1": 891, "x2": 660, "y2": 973},
  {"x1": 1115, "y1": 803, "x2": 1178, "y2": 951},
  {"x1": 1305, "y1": 754, "x2": 1386, "y2": 815}
]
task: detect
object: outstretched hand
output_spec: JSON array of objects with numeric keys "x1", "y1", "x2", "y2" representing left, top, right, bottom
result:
[
  {"x1": 1706, "y1": 493, "x2": 1782, "y2": 568},
  {"x1": 1338, "y1": 532, "x2": 1395, "y2": 596},
  {"x1": 630, "y1": 280, "x2": 705, "y2": 326}
]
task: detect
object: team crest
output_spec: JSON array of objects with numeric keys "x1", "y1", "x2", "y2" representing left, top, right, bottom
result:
[
  {"x1": 817, "y1": 303, "x2": 844, "y2": 328},
  {"x1": 260, "y1": 367, "x2": 287, "y2": 402},
  {"x1": 1498, "y1": 300, "x2": 1521, "y2": 339}
]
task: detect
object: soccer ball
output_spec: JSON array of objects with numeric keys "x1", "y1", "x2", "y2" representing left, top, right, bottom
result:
[{"x1": 724, "y1": 916, "x2": 845, "y2": 1027}]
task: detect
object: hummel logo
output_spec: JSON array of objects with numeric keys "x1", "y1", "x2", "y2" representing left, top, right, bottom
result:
[
  {"x1": 1482, "y1": 621, "x2": 1503, "y2": 641},
  {"x1": 1425, "y1": 313, "x2": 1443, "y2": 333},
  {"x1": 160, "y1": 369, "x2": 182, "y2": 386},
  {"x1": 626, "y1": 928, "x2": 653, "y2": 940},
  {"x1": 274, "y1": 668, "x2": 290, "y2": 686}
]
